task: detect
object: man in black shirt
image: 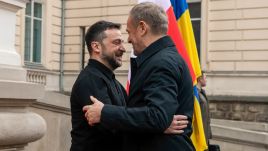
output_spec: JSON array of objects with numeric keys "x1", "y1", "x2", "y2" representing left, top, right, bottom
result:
[{"x1": 70, "y1": 21, "x2": 127, "y2": 151}]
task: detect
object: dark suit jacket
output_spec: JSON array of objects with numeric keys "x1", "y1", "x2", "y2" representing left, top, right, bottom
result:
[
  {"x1": 70, "y1": 59, "x2": 126, "y2": 151},
  {"x1": 101, "y1": 36, "x2": 195, "y2": 151}
]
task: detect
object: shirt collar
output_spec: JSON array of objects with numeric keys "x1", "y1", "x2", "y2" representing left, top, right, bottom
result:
[
  {"x1": 87, "y1": 59, "x2": 115, "y2": 80},
  {"x1": 135, "y1": 36, "x2": 175, "y2": 67}
]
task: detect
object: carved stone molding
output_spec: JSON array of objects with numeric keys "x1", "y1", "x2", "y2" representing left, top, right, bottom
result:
[
  {"x1": 0, "y1": 112, "x2": 46, "y2": 146},
  {"x1": 0, "y1": 81, "x2": 46, "y2": 150}
]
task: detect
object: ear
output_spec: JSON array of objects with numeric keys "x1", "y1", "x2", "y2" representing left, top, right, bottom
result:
[
  {"x1": 91, "y1": 41, "x2": 101, "y2": 53},
  {"x1": 138, "y1": 21, "x2": 148, "y2": 36}
]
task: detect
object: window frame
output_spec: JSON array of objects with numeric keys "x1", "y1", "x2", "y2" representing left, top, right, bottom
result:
[{"x1": 24, "y1": 0, "x2": 43, "y2": 64}]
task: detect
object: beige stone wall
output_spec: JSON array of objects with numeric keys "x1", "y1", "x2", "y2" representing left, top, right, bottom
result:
[
  {"x1": 209, "y1": 100, "x2": 268, "y2": 122},
  {"x1": 15, "y1": 12, "x2": 22, "y2": 59},
  {"x1": 206, "y1": 0, "x2": 268, "y2": 71},
  {"x1": 202, "y1": 0, "x2": 268, "y2": 97},
  {"x1": 49, "y1": 0, "x2": 62, "y2": 71}
]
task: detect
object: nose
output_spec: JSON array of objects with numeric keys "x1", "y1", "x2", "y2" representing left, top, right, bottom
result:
[
  {"x1": 119, "y1": 44, "x2": 126, "y2": 52},
  {"x1": 127, "y1": 37, "x2": 131, "y2": 44}
]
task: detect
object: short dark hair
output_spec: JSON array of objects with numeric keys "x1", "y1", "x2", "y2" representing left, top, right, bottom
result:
[{"x1": 85, "y1": 20, "x2": 121, "y2": 54}]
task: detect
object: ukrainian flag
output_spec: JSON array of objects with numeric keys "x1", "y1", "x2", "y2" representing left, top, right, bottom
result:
[{"x1": 170, "y1": 0, "x2": 207, "y2": 150}]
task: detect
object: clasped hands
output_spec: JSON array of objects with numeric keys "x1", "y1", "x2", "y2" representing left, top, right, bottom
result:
[{"x1": 83, "y1": 96, "x2": 188, "y2": 134}]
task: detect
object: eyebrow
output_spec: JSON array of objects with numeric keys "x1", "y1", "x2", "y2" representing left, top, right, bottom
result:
[{"x1": 112, "y1": 39, "x2": 124, "y2": 43}]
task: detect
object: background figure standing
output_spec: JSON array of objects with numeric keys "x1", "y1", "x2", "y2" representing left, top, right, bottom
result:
[{"x1": 197, "y1": 72, "x2": 212, "y2": 150}]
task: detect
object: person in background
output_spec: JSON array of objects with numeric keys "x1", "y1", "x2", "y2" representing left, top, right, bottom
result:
[
  {"x1": 197, "y1": 71, "x2": 213, "y2": 151},
  {"x1": 197, "y1": 72, "x2": 221, "y2": 151}
]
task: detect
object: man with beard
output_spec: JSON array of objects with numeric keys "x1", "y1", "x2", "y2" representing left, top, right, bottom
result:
[
  {"x1": 70, "y1": 20, "x2": 188, "y2": 151},
  {"x1": 83, "y1": 2, "x2": 195, "y2": 151},
  {"x1": 70, "y1": 21, "x2": 126, "y2": 151}
]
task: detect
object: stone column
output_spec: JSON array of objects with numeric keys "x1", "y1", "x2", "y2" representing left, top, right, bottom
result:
[
  {"x1": 0, "y1": 0, "x2": 46, "y2": 150},
  {"x1": 0, "y1": 0, "x2": 27, "y2": 81}
]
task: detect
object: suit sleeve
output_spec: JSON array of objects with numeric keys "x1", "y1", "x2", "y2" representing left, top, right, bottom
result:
[{"x1": 101, "y1": 65, "x2": 180, "y2": 132}]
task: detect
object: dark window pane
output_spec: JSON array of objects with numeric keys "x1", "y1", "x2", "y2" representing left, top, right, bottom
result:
[
  {"x1": 34, "y1": 2, "x2": 42, "y2": 18},
  {"x1": 33, "y1": 19, "x2": 42, "y2": 62},
  {"x1": 192, "y1": 20, "x2": 201, "y2": 58},
  {"x1": 188, "y1": 3, "x2": 201, "y2": 18},
  {"x1": 24, "y1": 17, "x2": 31, "y2": 61},
  {"x1": 189, "y1": 2, "x2": 201, "y2": 59},
  {"x1": 26, "y1": 2, "x2": 31, "y2": 16}
]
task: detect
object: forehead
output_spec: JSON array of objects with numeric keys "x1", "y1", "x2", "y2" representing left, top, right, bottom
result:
[
  {"x1": 127, "y1": 17, "x2": 133, "y2": 27},
  {"x1": 104, "y1": 28, "x2": 122, "y2": 39}
]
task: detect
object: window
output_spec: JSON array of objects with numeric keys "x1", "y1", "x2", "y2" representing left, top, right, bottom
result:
[
  {"x1": 81, "y1": 26, "x2": 86, "y2": 70},
  {"x1": 24, "y1": 0, "x2": 42, "y2": 63},
  {"x1": 188, "y1": 2, "x2": 201, "y2": 59}
]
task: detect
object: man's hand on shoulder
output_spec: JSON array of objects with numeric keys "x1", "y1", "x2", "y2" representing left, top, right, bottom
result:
[{"x1": 83, "y1": 96, "x2": 104, "y2": 126}]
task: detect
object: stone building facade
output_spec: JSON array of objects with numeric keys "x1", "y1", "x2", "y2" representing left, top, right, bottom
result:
[
  {"x1": 0, "y1": 0, "x2": 267, "y2": 150},
  {"x1": 203, "y1": 0, "x2": 268, "y2": 124}
]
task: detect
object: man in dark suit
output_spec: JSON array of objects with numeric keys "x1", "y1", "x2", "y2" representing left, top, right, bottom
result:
[{"x1": 84, "y1": 2, "x2": 195, "y2": 151}]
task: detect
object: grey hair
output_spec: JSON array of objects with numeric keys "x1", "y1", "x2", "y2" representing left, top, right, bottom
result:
[{"x1": 130, "y1": 2, "x2": 168, "y2": 35}]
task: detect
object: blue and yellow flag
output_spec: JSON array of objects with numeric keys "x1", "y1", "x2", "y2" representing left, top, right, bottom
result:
[{"x1": 170, "y1": 0, "x2": 207, "y2": 150}]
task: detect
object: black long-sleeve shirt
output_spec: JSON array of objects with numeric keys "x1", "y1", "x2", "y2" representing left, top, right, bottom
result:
[{"x1": 70, "y1": 59, "x2": 126, "y2": 151}]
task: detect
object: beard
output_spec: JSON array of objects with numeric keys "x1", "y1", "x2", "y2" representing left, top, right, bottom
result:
[
  {"x1": 100, "y1": 45, "x2": 122, "y2": 70},
  {"x1": 104, "y1": 55, "x2": 121, "y2": 70}
]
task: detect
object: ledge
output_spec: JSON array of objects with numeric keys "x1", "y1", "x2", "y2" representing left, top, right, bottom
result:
[
  {"x1": 211, "y1": 119, "x2": 268, "y2": 146},
  {"x1": 212, "y1": 119, "x2": 268, "y2": 132},
  {"x1": 207, "y1": 95, "x2": 268, "y2": 103},
  {"x1": 0, "y1": 80, "x2": 44, "y2": 100},
  {"x1": 32, "y1": 91, "x2": 70, "y2": 115},
  {"x1": 206, "y1": 71, "x2": 268, "y2": 77}
]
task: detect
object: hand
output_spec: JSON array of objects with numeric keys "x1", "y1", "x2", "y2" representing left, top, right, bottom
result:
[
  {"x1": 82, "y1": 96, "x2": 104, "y2": 126},
  {"x1": 164, "y1": 115, "x2": 188, "y2": 134}
]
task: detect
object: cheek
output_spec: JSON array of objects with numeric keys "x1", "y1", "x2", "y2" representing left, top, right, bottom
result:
[{"x1": 132, "y1": 36, "x2": 137, "y2": 43}]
